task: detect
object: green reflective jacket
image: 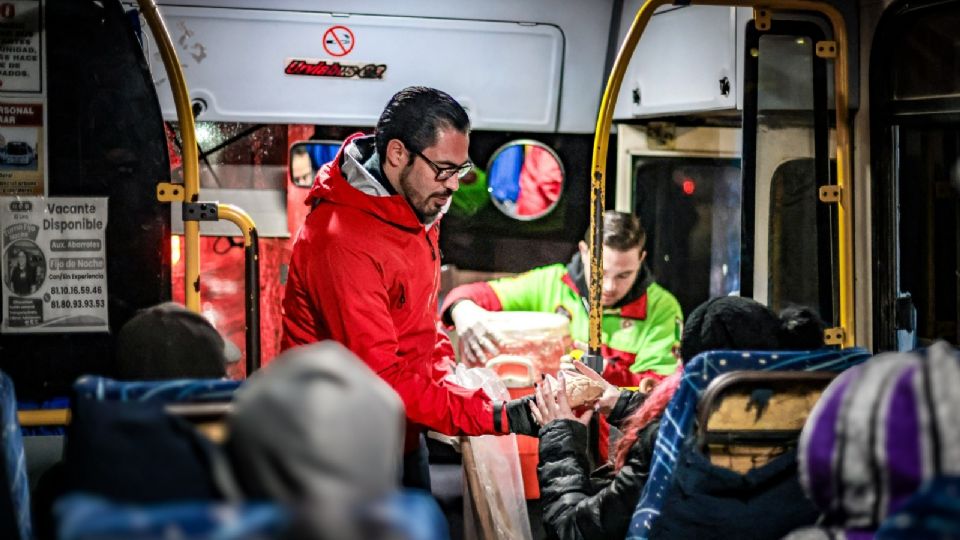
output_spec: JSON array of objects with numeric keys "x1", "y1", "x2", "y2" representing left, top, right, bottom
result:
[{"x1": 487, "y1": 262, "x2": 683, "y2": 375}]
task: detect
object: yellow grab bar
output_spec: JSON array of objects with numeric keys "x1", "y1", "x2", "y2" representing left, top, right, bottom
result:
[
  {"x1": 18, "y1": 408, "x2": 70, "y2": 427},
  {"x1": 590, "y1": 0, "x2": 854, "y2": 349},
  {"x1": 138, "y1": 0, "x2": 201, "y2": 313}
]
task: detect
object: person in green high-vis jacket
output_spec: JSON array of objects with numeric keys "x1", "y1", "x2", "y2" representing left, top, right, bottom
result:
[{"x1": 440, "y1": 211, "x2": 683, "y2": 388}]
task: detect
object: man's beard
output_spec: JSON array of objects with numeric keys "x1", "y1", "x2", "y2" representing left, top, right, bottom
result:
[{"x1": 399, "y1": 166, "x2": 450, "y2": 224}]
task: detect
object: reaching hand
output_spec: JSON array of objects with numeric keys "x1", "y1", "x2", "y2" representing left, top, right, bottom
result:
[
  {"x1": 529, "y1": 372, "x2": 595, "y2": 428},
  {"x1": 450, "y1": 301, "x2": 502, "y2": 364},
  {"x1": 638, "y1": 377, "x2": 659, "y2": 394},
  {"x1": 572, "y1": 361, "x2": 621, "y2": 415}
]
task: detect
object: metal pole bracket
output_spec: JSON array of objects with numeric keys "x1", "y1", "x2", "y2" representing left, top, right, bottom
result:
[
  {"x1": 754, "y1": 7, "x2": 772, "y2": 30},
  {"x1": 823, "y1": 326, "x2": 845, "y2": 346},
  {"x1": 816, "y1": 40, "x2": 837, "y2": 58},
  {"x1": 819, "y1": 185, "x2": 841, "y2": 203},
  {"x1": 156, "y1": 182, "x2": 185, "y2": 202},
  {"x1": 182, "y1": 202, "x2": 220, "y2": 222}
]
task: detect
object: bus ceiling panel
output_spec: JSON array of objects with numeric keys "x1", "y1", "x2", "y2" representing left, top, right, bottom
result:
[
  {"x1": 145, "y1": 0, "x2": 615, "y2": 133},
  {"x1": 610, "y1": 1, "x2": 859, "y2": 120},
  {"x1": 141, "y1": 6, "x2": 578, "y2": 132},
  {"x1": 612, "y1": 4, "x2": 749, "y2": 119}
]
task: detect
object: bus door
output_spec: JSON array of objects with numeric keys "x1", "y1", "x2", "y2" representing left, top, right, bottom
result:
[{"x1": 872, "y1": 0, "x2": 960, "y2": 351}]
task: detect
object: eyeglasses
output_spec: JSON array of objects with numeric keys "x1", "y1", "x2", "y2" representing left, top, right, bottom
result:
[{"x1": 411, "y1": 149, "x2": 473, "y2": 181}]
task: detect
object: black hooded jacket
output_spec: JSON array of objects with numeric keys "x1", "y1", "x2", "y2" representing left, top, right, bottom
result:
[
  {"x1": 536, "y1": 296, "x2": 822, "y2": 540},
  {"x1": 537, "y1": 391, "x2": 655, "y2": 540}
]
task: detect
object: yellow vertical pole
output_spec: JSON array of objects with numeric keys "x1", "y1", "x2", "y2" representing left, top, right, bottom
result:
[
  {"x1": 138, "y1": 0, "x2": 201, "y2": 312},
  {"x1": 588, "y1": 0, "x2": 669, "y2": 354}
]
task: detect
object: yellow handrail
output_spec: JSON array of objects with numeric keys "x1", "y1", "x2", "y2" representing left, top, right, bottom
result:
[
  {"x1": 138, "y1": 0, "x2": 201, "y2": 313},
  {"x1": 591, "y1": 0, "x2": 854, "y2": 349},
  {"x1": 18, "y1": 408, "x2": 70, "y2": 427},
  {"x1": 217, "y1": 204, "x2": 256, "y2": 247}
]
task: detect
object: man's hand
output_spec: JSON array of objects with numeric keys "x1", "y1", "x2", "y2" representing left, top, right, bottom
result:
[
  {"x1": 450, "y1": 300, "x2": 502, "y2": 364},
  {"x1": 504, "y1": 395, "x2": 539, "y2": 436},
  {"x1": 529, "y1": 372, "x2": 595, "y2": 428},
  {"x1": 572, "y1": 361, "x2": 621, "y2": 416}
]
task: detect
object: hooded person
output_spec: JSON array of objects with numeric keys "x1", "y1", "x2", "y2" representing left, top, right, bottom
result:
[
  {"x1": 225, "y1": 341, "x2": 448, "y2": 539},
  {"x1": 532, "y1": 296, "x2": 825, "y2": 540},
  {"x1": 785, "y1": 340, "x2": 960, "y2": 540}
]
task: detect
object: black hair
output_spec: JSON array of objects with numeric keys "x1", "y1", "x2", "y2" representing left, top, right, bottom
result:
[
  {"x1": 679, "y1": 296, "x2": 780, "y2": 363},
  {"x1": 291, "y1": 146, "x2": 309, "y2": 158},
  {"x1": 375, "y1": 86, "x2": 470, "y2": 161},
  {"x1": 679, "y1": 297, "x2": 827, "y2": 364},
  {"x1": 777, "y1": 305, "x2": 826, "y2": 350},
  {"x1": 583, "y1": 210, "x2": 647, "y2": 251}
]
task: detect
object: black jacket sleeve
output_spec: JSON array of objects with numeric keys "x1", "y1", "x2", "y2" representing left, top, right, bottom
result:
[
  {"x1": 607, "y1": 390, "x2": 646, "y2": 429},
  {"x1": 537, "y1": 419, "x2": 658, "y2": 540}
]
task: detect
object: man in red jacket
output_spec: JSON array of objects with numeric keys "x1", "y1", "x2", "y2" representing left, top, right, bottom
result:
[{"x1": 282, "y1": 87, "x2": 536, "y2": 489}]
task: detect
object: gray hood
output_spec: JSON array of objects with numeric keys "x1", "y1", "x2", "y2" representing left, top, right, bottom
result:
[{"x1": 226, "y1": 341, "x2": 405, "y2": 505}]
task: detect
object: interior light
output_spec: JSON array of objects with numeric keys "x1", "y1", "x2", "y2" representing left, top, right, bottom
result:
[
  {"x1": 195, "y1": 123, "x2": 214, "y2": 147},
  {"x1": 171, "y1": 235, "x2": 181, "y2": 266},
  {"x1": 796, "y1": 37, "x2": 806, "y2": 45}
]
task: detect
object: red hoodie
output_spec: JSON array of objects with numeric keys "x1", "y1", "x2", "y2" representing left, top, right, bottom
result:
[{"x1": 281, "y1": 134, "x2": 499, "y2": 451}]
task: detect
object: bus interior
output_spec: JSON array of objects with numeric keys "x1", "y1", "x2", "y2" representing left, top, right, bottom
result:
[{"x1": 0, "y1": 0, "x2": 958, "y2": 538}]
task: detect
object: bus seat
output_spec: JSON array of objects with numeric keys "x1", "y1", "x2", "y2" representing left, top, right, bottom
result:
[
  {"x1": 54, "y1": 489, "x2": 448, "y2": 540},
  {"x1": 0, "y1": 370, "x2": 33, "y2": 540},
  {"x1": 72, "y1": 377, "x2": 242, "y2": 442},
  {"x1": 696, "y1": 371, "x2": 837, "y2": 473},
  {"x1": 72, "y1": 376, "x2": 241, "y2": 404},
  {"x1": 55, "y1": 494, "x2": 289, "y2": 540},
  {"x1": 63, "y1": 377, "x2": 244, "y2": 507},
  {"x1": 627, "y1": 347, "x2": 871, "y2": 540}
]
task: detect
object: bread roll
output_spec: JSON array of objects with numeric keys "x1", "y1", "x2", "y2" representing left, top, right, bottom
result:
[{"x1": 563, "y1": 372, "x2": 605, "y2": 408}]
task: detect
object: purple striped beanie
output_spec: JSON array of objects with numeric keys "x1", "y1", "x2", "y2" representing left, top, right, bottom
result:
[{"x1": 796, "y1": 341, "x2": 960, "y2": 533}]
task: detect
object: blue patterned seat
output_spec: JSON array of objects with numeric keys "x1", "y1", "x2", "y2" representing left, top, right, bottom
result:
[
  {"x1": 55, "y1": 494, "x2": 289, "y2": 540},
  {"x1": 0, "y1": 370, "x2": 32, "y2": 540},
  {"x1": 626, "y1": 347, "x2": 871, "y2": 540},
  {"x1": 72, "y1": 376, "x2": 241, "y2": 403},
  {"x1": 55, "y1": 490, "x2": 449, "y2": 540}
]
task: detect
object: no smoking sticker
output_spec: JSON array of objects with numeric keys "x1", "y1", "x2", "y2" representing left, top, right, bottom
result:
[{"x1": 323, "y1": 25, "x2": 355, "y2": 57}]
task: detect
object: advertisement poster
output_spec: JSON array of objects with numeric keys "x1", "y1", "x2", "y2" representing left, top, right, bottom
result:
[
  {"x1": 0, "y1": 0, "x2": 47, "y2": 196},
  {"x1": 1, "y1": 197, "x2": 109, "y2": 333}
]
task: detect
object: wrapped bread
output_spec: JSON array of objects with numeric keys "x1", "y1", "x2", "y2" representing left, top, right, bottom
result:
[{"x1": 558, "y1": 371, "x2": 605, "y2": 408}]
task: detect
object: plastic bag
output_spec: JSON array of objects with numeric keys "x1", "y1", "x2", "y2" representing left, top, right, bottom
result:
[{"x1": 446, "y1": 365, "x2": 532, "y2": 540}]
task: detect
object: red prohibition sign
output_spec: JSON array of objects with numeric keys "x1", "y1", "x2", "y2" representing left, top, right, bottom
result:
[{"x1": 322, "y1": 25, "x2": 355, "y2": 57}]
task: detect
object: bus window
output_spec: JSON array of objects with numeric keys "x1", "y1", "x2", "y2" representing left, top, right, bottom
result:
[
  {"x1": 897, "y1": 128, "x2": 960, "y2": 345},
  {"x1": 165, "y1": 121, "x2": 293, "y2": 369},
  {"x1": 633, "y1": 157, "x2": 741, "y2": 316},
  {"x1": 745, "y1": 23, "x2": 834, "y2": 322},
  {"x1": 166, "y1": 122, "x2": 290, "y2": 237},
  {"x1": 768, "y1": 158, "x2": 822, "y2": 313},
  {"x1": 890, "y1": 8, "x2": 960, "y2": 100}
]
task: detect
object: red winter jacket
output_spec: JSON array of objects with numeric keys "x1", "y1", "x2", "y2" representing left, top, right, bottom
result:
[{"x1": 281, "y1": 134, "x2": 500, "y2": 451}]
